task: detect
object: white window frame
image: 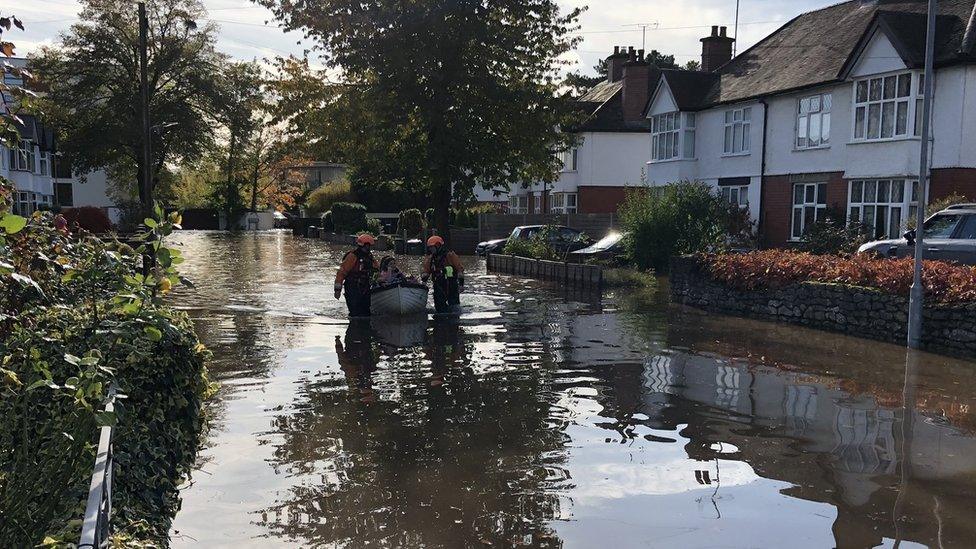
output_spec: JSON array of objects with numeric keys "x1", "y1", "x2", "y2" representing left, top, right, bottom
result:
[
  {"x1": 651, "y1": 112, "x2": 695, "y2": 162},
  {"x1": 12, "y1": 140, "x2": 33, "y2": 171},
  {"x1": 550, "y1": 192, "x2": 578, "y2": 214},
  {"x1": 723, "y1": 107, "x2": 752, "y2": 156},
  {"x1": 508, "y1": 195, "x2": 528, "y2": 214},
  {"x1": 848, "y1": 179, "x2": 919, "y2": 239},
  {"x1": 720, "y1": 185, "x2": 750, "y2": 208},
  {"x1": 561, "y1": 147, "x2": 578, "y2": 172},
  {"x1": 790, "y1": 182, "x2": 828, "y2": 241},
  {"x1": 852, "y1": 71, "x2": 919, "y2": 142},
  {"x1": 39, "y1": 151, "x2": 50, "y2": 176},
  {"x1": 796, "y1": 93, "x2": 831, "y2": 149}
]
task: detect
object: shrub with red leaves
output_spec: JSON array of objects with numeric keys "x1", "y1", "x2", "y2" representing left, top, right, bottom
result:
[
  {"x1": 704, "y1": 250, "x2": 976, "y2": 303},
  {"x1": 63, "y1": 206, "x2": 113, "y2": 234}
]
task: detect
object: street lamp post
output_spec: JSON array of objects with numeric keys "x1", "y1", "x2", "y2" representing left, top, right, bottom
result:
[
  {"x1": 138, "y1": 1, "x2": 152, "y2": 220},
  {"x1": 907, "y1": 0, "x2": 938, "y2": 349}
]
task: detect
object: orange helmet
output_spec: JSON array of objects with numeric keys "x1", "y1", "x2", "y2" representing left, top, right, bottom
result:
[
  {"x1": 356, "y1": 234, "x2": 376, "y2": 246},
  {"x1": 426, "y1": 235, "x2": 445, "y2": 247}
]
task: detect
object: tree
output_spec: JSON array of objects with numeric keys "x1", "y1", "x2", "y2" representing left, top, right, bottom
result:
[
  {"x1": 31, "y1": 0, "x2": 224, "y2": 207},
  {"x1": 646, "y1": 49, "x2": 678, "y2": 69},
  {"x1": 1, "y1": 14, "x2": 30, "y2": 146},
  {"x1": 563, "y1": 58, "x2": 607, "y2": 97},
  {"x1": 212, "y1": 60, "x2": 264, "y2": 220},
  {"x1": 684, "y1": 60, "x2": 701, "y2": 71},
  {"x1": 258, "y1": 0, "x2": 584, "y2": 241}
]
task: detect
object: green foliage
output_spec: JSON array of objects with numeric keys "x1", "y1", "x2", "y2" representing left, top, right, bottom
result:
[
  {"x1": 452, "y1": 204, "x2": 494, "y2": 229},
  {"x1": 366, "y1": 217, "x2": 383, "y2": 236},
  {"x1": 799, "y1": 209, "x2": 872, "y2": 256},
  {"x1": 907, "y1": 192, "x2": 972, "y2": 230},
  {"x1": 0, "y1": 178, "x2": 212, "y2": 546},
  {"x1": 320, "y1": 210, "x2": 335, "y2": 233},
  {"x1": 503, "y1": 225, "x2": 559, "y2": 261},
  {"x1": 306, "y1": 180, "x2": 355, "y2": 217},
  {"x1": 0, "y1": 14, "x2": 32, "y2": 147},
  {"x1": 603, "y1": 267, "x2": 657, "y2": 289},
  {"x1": 331, "y1": 202, "x2": 368, "y2": 234},
  {"x1": 396, "y1": 208, "x2": 425, "y2": 238},
  {"x1": 620, "y1": 182, "x2": 736, "y2": 271},
  {"x1": 63, "y1": 206, "x2": 113, "y2": 233},
  {"x1": 261, "y1": 0, "x2": 585, "y2": 237}
]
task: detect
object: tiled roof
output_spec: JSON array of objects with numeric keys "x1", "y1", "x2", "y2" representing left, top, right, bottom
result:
[{"x1": 706, "y1": 0, "x2": 976, "y2": 106}]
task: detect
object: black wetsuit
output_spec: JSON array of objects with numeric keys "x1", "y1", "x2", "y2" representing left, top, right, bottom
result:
[
  {"x1": 429, "y1": 249, "x2": 461, "y2": 314},
  {"x1": 343, "y1": 248, "x2": 376, "y2": 317}
]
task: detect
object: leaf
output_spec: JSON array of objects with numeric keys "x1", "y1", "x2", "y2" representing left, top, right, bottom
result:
[
  {"x1": 144, "y1": 326, "x2": 163, "y2": 341},
  {"x1": 12, "y1": 17, "x2": 24, "y2": 31},
  {"x1": 11, "y1": 273, "x2": 44, "y2": 296},
  {"x1": 64, "y1": 354, "x2": 81, "y2": 366},
  {"x1": 1, "y1": 42, "x2": 15, "y2": 58},
  {"x1": 144, "y1": 217, "x2": 158, "y2": 228},
  {"x1": 94, "y1": 410, "x2": 117, "y2": 427},
  {"x1": 0, "y1": 18, "x2": 10, "y2": 31},
  {"x1": 25, "y1": 379, "x2": 49, "y2": 391},
  {"x1": 0, "y1": 213, "x2": 27, "y2": 234}
]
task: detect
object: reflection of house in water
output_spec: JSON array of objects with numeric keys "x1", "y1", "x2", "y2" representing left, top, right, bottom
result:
[{"x1": 629, "y1": 350, "x2": 976, "y2": 547}]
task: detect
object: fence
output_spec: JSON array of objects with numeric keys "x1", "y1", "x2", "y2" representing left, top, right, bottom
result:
[
  {"x1": 487, "y1": 254, "x2": 603, "y2": 291},
  {"x1": 478, "y1": 213, "x2": 619, "y2": 242},
  {"x1": 79, "y1": 387, "x2": 117, "y2": 549}
]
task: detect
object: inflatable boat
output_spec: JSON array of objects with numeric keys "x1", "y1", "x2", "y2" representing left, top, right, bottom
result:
[{"x1": 369, "y1": 281, "x2": 429, "y2": 316}]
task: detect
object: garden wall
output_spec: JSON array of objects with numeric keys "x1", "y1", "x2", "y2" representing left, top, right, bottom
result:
[
  {"x1": 487, "y1": 254, "x2": 603, "y2": 290},
  {"x1": 670, "y1": 256, "x2": 976, "y2": 358}
]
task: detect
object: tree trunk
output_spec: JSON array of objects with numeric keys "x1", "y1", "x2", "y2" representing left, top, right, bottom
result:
[
  {"x1": 225, "y1": 133, "x2": 237, "y2": 224},
  {"x1": 433, "y1": 176, "x2": 452, "y2": 246},
  {"x1": 250, "y1": 153, "x2": 260, "y2": 212}
]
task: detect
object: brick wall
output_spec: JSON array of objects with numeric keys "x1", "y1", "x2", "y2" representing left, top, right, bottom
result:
[
  {"x1": 930, "y1": 168, "x2": 976, "y2": 202},
  {"x1": 577, "y1": 185, "x2": 631, "y2": 214},
  {"x1": 760, "y1": 172, "x2": 845, "y2": 249}
]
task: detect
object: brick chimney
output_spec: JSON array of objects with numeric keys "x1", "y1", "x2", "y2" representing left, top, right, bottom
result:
[
  {"x1": 606, "y1": 46, "x2": 632, "y2": 83},
  {"x1": 700, "y1": 25, "x2": 735, "y2": 72},
  {"x1": 621, "y1": 49, "x2": 651, "y2": 122}
]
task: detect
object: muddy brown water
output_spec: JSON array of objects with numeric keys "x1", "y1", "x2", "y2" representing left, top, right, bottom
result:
[{"x1": 167, "y1": 231, "x2": 976, "y2": 548}]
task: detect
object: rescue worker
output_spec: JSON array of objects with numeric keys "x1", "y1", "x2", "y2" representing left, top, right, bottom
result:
[
  {"x1": 421, "y1": 235, "x2": 464, "y2": 314},
  {"x1": 335, "y1": 234, "x2": 380, "y2": 317}
]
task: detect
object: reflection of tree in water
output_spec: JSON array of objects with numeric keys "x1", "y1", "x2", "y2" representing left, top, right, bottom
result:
[{"x1": 257, "y1": 319, "x2": 569, "y2": 547}]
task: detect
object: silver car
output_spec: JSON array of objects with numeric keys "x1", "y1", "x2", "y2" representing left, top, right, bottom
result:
[{"x1": 858, "y1": 204, "x2": 976, "y2": 264}]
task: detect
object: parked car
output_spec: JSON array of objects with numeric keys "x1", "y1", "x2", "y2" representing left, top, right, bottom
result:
[
  {"x1": 568, "y1": 231, "x2": 629, "y2": 262},
  {"x1": 476, "y1": 225, "x2": 591, "y2": 256},
  {"x1": 857, "y1": 204, "x2": 976, "y2": 264},
  {"x1": 273, "y1": 211, "x2": 291, "y2": 229}
]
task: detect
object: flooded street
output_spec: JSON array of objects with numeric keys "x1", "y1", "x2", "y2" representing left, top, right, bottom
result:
[{"x1": 168, "y1": 231, "x2": 976, "y2": 548}]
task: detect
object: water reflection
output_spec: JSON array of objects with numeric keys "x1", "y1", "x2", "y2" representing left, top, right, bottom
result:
[{"x1": 168, "y1": 232, "x2": 976, "y2": 548}]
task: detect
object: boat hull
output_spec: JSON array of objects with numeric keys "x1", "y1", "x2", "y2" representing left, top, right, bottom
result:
[{"x1": 369, "y1": 282, "x2": 429, "y2": 316}]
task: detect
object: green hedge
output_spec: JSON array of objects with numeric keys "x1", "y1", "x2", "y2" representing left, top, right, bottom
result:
[
  {"x1": 396, "y1": 208, "x2": 425, "y2": 238},
  {"x1": 332, "y1": 202, "x2": 368, "y2": 234}
]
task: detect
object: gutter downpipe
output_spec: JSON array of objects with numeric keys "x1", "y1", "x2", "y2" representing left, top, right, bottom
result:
[{"x1": 758, "y1": 98, "x2": 769, "y2": 248}]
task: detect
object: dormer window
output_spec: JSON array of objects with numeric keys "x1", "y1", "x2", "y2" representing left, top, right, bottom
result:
[
  {"x1": 651, "y1": 112, "x2": 695, "y2": 162},
  {"x1": 852, "y1": 72, "x2": 920, "y2": 141}
]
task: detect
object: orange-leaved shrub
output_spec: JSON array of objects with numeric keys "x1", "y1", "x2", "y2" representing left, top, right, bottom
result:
[{"x1": 704, "y1": 250, "x2": 976, "y2": 303}]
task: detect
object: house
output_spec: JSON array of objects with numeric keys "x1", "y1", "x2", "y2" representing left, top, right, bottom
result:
[
  {"x1": 645, "y1": 0, "x2": 976, "y2": 247},
  {"x1": 501, "y1": 46, "x2": 656, "y2": 215}
]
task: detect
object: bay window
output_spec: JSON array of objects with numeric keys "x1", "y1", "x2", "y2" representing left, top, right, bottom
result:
[
  {"x1": 848, "y1": 179, "x2": 919, "y2": 239},
  {"x1": 550, "y1": 192, "x2": 578, "y2": 214},
  {"x1": 797, "y1": 93, "x2": 831, "y2": 148},
  {"x1": 723, "y1": 107, "x2": 751, "y2": 155},
  {"x1": 790, "y1": 182, "x2": 827, "y2": 240},
  {"x1": 11, "y1": 140, "x2": 33, "y2": 171},
  {"x1": 39, "y1": 152, "x2": 50, "y2": 176},
  {"x1": 508, "y1": 195, "x2": 528, "y2": 214},
  {"x1": 651, "y1": 112, "x2": 695, "y2": 161},
  {"x1": 853, "y1": 72, "x2": 918, "y2": 141}
]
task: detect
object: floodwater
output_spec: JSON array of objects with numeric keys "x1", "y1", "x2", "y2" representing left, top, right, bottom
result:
[{"x1": 168, "y1": 231, "x2": 976, "y2": 548}]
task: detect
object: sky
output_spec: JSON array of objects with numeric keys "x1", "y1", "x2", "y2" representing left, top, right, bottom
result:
[{"x1": 7, "y1": 0, "x2": 842, "y2": 74}]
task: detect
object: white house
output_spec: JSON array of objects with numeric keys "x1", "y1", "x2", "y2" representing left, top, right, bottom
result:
[{"x1": 644, "y1": 1, "x2": 976, "y2": 247}]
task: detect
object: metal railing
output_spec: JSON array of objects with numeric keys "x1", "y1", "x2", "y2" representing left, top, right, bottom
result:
[{"x1": 79, "y1": 387, "x2": 117, "y2": 549}]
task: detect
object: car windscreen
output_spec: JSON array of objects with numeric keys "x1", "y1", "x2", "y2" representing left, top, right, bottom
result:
[
  {"x1": 955, "y1": 215, "x2": 976, "y2": 239},
  {"x1": 592, "y1": 232, "x2": 624, "y2": 249},
  {"x1": 923, "y1": 215, "x2": 961, "y2": 239}
]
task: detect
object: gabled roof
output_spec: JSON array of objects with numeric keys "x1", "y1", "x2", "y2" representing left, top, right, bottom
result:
[
  {"x1": 655, "y1": 70, "x2": 720, "y2": 112},
  {"x1": 663, "y1": 0, "x2": 976, "y2": 110}
]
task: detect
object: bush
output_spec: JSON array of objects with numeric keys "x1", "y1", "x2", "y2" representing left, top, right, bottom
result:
[
  {"x1": 366, "y1": 216, "x2": 383, "y2": 236},
  {"x1": 620, "y1": 182, "x2": 735, "y2": 271},
  {"x1": 704, "y1": 249, "x2": 976, "y2": 303},
  {"x1": 305, "y1": 180, "x2": 355, "y2": 217},
  {"x1": 63, "y1": 206, "x2": 113, "y2": 233},
  {"x1": 503, "y1": 225, "x2": 560, "y2": 260},
  {"x1": 452, "y1": 203, "x2": 494, "y2": 229},
  {"x1": 331, "y1": 202, "x2": 368, "y2": 234},
  {"x1": 603, "y1": 267, "x2": 657, "y2": 289},
  {"x1": 799, "y1": 209, "x2": 872, "y2": 256},
  {"x1": 396, "y1": 208, "x2": 425, "y2": 237},
  {"x1": 907, "y1": 192, "x2": 972, "y2": 230},
  {"x1": 321, "y1": 210, "x2": 335, "y2": 232}
]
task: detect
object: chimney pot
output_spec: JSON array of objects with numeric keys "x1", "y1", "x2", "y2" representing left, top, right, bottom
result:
[
  {"x1": 638, "y1": 49, "x2": 645, "y2": 61},
  {"x1": 711, "y1": 25, "x2": 719, "y2": 36},
  {"x1": 614, "y1": 46, "x2": 620, "y2": 54},
  {"x1": 720, "y1": 26, "x2": 727, "y2": 37}
]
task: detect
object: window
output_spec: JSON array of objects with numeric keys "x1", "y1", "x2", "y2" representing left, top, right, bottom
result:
[
  {"x1": 11, "y1": 140, "x2": 33, "y2": 171},
  {"x1": 532, "y1": 193, "x2": 542, "y2": 214},
  {"x1": 39, "y1": 152, "x2": 50, "y2": 176},
  {"x1": 955, "y1": 215, "x2": 976, "y2": 239},
  {"x1": 508, "y1": 195, "x2": 528, "y2": 214},
  {"x1": 923, "y1": 214, "x2": 961, "y2": 238},
  {"x1": 797, "y1": 93, "x2": 831, "y2": 149},
  {"x1": 550, "y1": 192, "x2": 578, "y2": 214},
  {"x1": 0, "y1": 145, "x2": 6, "y2": 170},
  {"x1": 720, "y1": 185, "x2": 749, "y2": 207},
  {"x1": 723, "y1": 107, "x2": 751, "y2": 155},
  {"x1": 562, "y1": 148, "x2": 578, "y2": 171},
  {"x1": 848, "y1": 179, "x2": 919, "y2": 239},
  {"x1": 651, "y1": 112, "x2": 695, "y2": 161},
  {"x1": 853, "y1": 73, "x2": 916, "y2": 141},
  {"x1": 791, "y1": 182, "x2": 827, "y2": 240},
  {"x1": 914, "y1": 74, "x2": 926, "y2": 137}
]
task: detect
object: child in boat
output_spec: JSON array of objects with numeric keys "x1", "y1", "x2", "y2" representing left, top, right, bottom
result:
[{"x1": 378, "y1": 256, "x2": 413, "y2": 285}]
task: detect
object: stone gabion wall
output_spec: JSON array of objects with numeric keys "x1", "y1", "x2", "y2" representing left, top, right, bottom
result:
[
  {"x1": 670, "y1": 256, "x2": 976, "y2": 358},
  {"x1": 487, "y1": 254, "x2": 603, "y2": 290}
]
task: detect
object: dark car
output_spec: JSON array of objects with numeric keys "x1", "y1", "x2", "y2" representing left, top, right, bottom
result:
[
  {"x1": 857, "y1": 204, "x2": 976, "y2": 264},
  {"x1": 568, "y1": 231, "x2": 628, "y2": 262},
  {"x1": 476, "y1": 225, "x2": 591, "y2": 256}
]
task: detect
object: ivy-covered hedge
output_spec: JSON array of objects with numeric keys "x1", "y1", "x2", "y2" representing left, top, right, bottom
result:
[
  {"x1": 0, "y1": 180, "x2": 213, "y2": 546},
  {"x1": 331, "y1": 202, "x2": 367, "y2": 234}
]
